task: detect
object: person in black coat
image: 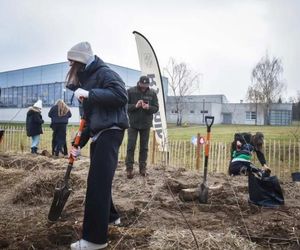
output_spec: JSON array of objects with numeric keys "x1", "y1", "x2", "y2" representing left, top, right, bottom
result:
[
  {"x1": 125, "y1": 76, "x2": 159, "y2": 178},
  {"x1": 26, "y1": 100, "x2": 44, "y2": 154},
  {"x1": 48, "y1": 99, "x2": 72, "y2": 156},
  {"x1": 66, "y1": 42, "x2": 129, "y2": 250}
]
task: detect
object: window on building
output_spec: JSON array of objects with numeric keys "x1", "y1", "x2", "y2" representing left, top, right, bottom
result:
[
  {"x1": 54, "y1": 82, "x2": 62, "y2": 103},
  {"x1": 270, "y1": 110, "x2": 292, "y2": 125},
  {"x1": 26, "y1": 86, "x2": 33, "y2": 106},
  {"x1": 17, "y1": 87, "x2": 22, "y2": 107},
  {"x1": 7, "y1": 88, "x2": 13, "y2": 106},
  {"x1": 0, "y1": 82, "x2": 76, "y2": 108},
  {"x1": 65, "y1": 87, "x2": 78, "y2": 106},
  {"x1": 41, "y1": 84, "x2": 49, "y2": 105},
  {"x1": 48, "y1": 84, "x2": 55, "y2": 106},
  {"x1": 1, "y1": 88, "x2": 7, "y2": 105},
  {"x1": 12, "y1": 87, "x2": 18, "y2": 107},
  {"x1": 32, "y1": 85, "x2": 39, "y2": 102},
  {"x1": 22, "y1": 86, "x2": 27, "y2": 107},
  {"x1": 246, "y1": 111, "x2": 256, "y2": 120}
]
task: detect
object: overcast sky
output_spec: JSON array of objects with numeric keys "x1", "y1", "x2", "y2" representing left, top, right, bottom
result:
[{"x1": 0, "y1": 0, "x2": 299, "y2": 102}]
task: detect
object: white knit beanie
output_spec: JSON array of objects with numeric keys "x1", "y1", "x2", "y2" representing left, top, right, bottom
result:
[
  {"x1": 33, "y1": 99, "x2": 42, "y2": 109},
  {"x1": 67, "y1": 42, "x2": 94, "y2": 64}
]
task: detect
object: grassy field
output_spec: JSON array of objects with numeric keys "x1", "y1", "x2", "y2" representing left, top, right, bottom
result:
[
  {"x1": 167, "y1": 123, "x2": 300, "y2": 142},
  {"x1": 1, "y1": 122, "x2": 300, "y2": 143}
]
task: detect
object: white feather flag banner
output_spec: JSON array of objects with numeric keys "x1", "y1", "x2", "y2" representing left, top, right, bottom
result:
[{"x1": 133, "y1": 31, "x2": 168, "y2": 152}]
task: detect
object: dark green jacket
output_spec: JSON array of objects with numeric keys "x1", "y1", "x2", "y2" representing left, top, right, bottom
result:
[{"x1": 127, "y1": 85, "x2": 159, "y2": 129}]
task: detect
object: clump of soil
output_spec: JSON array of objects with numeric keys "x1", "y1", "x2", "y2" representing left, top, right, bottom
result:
[{"x1": 0, "y1": 152, "x2": 300, "y2": 249}]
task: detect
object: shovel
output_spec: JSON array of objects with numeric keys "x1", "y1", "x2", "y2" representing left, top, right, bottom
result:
[
  {"x1": 48, "y1": 119, "x2": 86, "y2": 222},
  {"x1": 199, "y1": 116, "x2": 214, "y2": 204}
]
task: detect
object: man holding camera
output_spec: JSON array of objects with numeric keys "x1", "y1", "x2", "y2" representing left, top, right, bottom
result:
[{"x1": 125, "y1": 76, "x2": 159, "y2": 178}]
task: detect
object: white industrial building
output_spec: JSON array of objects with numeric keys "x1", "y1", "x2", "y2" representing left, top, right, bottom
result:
[
  {"x1": 0, "y1": 63, "x2": 292, "y2": 126},
  {"x1": 166, "y1": 95, "x2": 292, "y2": 125}
]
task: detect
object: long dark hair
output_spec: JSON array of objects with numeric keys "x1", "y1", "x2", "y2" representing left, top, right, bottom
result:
[{"x1": 65, "y1": 61, "x2": 86, "y2": 87}]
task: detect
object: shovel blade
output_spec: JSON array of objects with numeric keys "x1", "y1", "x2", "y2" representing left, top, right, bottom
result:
[
  {"x1": 48, "y1": 186, "x2": 71, "y2": 222},
  {"x1": 198, "y1": 183, "x2": 208, "y2": 204}
]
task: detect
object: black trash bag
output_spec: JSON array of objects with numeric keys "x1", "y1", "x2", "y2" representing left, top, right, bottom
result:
[{"x1": 248, "y1": 172, "x2": 284, "y2": 208}]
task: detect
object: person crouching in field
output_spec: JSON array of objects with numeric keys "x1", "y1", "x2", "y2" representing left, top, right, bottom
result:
[
  {"x1": 48, "y1": 99, "x2": 72, "y2": 157},
  {"x1": 229, "y1": 132, "x2": 271, "y2": 176},
  {"x1": 26, "y1": 100, "x2": 44, "y2": 154}
]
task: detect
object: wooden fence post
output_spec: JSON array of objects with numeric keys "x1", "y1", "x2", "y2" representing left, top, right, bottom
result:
[
  {"x1": 196, "y1": 133, "x2": 201, "y2": 170},
  {"x1": 151, "y1": 130, "x2": 156, "y2": 165}
]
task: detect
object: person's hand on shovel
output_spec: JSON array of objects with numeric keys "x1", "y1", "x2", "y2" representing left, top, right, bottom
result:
[{"x1": 70, "y1": 146, "x2": 81, "y2": 160}]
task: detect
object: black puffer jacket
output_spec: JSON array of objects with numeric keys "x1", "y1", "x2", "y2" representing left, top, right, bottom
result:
[
  {"x1": 71, "y1": 56, "x2": 129, "y2": 136},
  {"x1": 26, "y1": 107, "x2": 44, "y2": 136}
]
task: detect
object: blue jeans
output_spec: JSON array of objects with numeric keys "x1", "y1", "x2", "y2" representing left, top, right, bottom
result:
[{"x1": 31, "y1": 135, "x2": 40, "y2": 148}]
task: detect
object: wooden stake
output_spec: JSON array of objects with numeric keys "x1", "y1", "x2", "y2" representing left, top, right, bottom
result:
[
  {"x1": 151, "y1": 130, "x2": 156, "y2": 164},
  {"x1": 196, "y1": 133, "x2": 201, "y2": 170}
]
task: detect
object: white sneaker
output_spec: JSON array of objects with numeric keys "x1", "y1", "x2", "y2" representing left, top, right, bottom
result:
[
  {"x1": 70, "y1": 239, "x2": 108, "y2": 250},
  {"x1": 110, "y1": 217, "x2": 121, "y2": 225}
]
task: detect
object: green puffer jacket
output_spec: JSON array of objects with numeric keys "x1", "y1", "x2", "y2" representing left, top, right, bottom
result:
[{"x1": 127, "y1": 85, "x2": 159, "y2": 129}]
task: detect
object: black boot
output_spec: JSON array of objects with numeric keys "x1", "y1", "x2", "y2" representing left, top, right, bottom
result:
[
  {"x1": 33, "y1": 147, "x2": 38, "y2": 154},
  {"x1": 31, "y1": 147, "x2": 35, "y2": 154}
]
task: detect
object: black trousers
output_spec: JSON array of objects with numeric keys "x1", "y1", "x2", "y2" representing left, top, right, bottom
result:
[
  {"x1": 51, "y1": 123, "x2": 68, "y2": 155},
  {"x1": 229, "y1": 161, "x2": 264, "y2": 176},
  {"x1": 125, "y1": 127, "x2": 150, "y2": 170},
  {"x1": 82, "y1": 129, "x2": 124, "y2": 244}
]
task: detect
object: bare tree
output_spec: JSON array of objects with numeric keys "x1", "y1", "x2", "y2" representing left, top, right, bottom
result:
[
  {"x1": 164, "y1": 58, "x2": 200, "y2": 126},
  {"x1": 246, "y1": 53, "x2": 286, "y2": 125}
]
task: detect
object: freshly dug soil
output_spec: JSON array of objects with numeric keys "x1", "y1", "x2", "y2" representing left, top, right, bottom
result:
[{"x1": 0, "y1": 152, "x2": 300, "y2": 249}]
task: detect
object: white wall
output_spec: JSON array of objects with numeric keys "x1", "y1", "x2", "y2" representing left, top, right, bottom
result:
[
  {"x1": 221, "y1": 103, "x2": 265, "y2": 125},
  {"x1": 0, "y1": 107, "x2": 81, "y2": 124}
]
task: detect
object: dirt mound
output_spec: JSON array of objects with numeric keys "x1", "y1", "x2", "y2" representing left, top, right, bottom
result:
[
  {"x1": 0, "y1": 153, "x2": 55, "y2": 170},
  {"x1": 11, "y1": 171, "x2": 86, "y2": 205},
  {"x1": 1, "y1": 152, "x2": 300, "y2": 249}
]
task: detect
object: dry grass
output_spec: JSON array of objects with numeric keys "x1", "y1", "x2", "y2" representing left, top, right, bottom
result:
[{"x1": 1, "y1": 152, "x2": 300, "y2": 249}]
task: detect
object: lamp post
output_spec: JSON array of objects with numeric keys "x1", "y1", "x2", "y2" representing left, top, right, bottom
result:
[{"x1": 202, "y1": 99, "x2": 205, "y2": 123}]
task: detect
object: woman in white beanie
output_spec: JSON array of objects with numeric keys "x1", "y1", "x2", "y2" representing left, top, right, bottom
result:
[
  {"x1": 25, "y1": 100, "x2": 44, "y2": 154},
  {"x1": 66, "y1": 42, "x2": 129, "y2": 250}
]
